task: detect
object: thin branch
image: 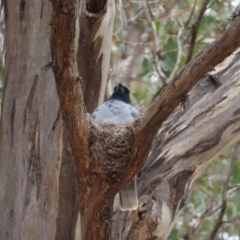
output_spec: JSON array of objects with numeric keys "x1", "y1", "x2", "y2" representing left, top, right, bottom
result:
[
  {"x1": 183, "y1": 0, "x2": 197, "y2": 45},
  {"x1": 187, "y1": 142, "x2": 240, "y2": 239},
  {"x1": 113, "y1": 0, "x2": 128, "y2": 35},
  {"x1": 208, "y1": 201, "x2": 227, "y2": 240},
  {"x1": 151, "y1": 21, "x2": 167, "y2": 84},
  {"x1": 189, "y1": 200, "x2": 216, "y2": 237},
  {"x1": 185, "y1": 0, "x2": 210, "y2": 64},
  {"x1": 188, "y1": 183, "x2": 240, "y2": 239},
  {"x1": 167, "y1": 26, "x2": 184, "y2": 83},
  {"x1": 184, "y1": 0, "x2": 197, "y2": 29},
  {"x1": 208, "y1": 141, "x2": 240, "y2": 240},
  {"x1": 222, "y1": 142, "x2": 240, "y2": 202},
  {"x1": 227, "y1": 183, "x2": 240, "y2": 198},
  {"x1": 222, "y1": 217, "x2": 240, "y2": 224},
  {"x1": 144, "y1": 0, "x2": 167, "y2": 85},
  {"x1": 127, "y1": 9, "x2": 144, "y2": 23}
]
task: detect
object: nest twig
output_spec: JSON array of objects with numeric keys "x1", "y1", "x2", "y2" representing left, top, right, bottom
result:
[{"x1": 89, "y1": 118, "x2": 135, "y2": 183}]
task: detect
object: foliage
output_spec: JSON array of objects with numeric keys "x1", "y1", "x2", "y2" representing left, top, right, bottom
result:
[
  {"x1": 173, "y1": 148, "x2": 240, "y2": 240},
  {"x1": 112, "y1": 0, "x2": 236, "y2": 108}
]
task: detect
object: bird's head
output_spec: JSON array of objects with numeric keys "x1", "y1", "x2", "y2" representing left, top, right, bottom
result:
[{"x1": 110, "y1": 83, "x2": 131, "y2": 104}]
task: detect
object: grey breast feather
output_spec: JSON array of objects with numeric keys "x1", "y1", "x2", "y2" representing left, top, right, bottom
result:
[{"x1": 91, "y1": 100, "x2": 140, "y2": 124}]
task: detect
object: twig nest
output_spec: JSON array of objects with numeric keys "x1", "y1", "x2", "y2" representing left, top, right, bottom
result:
[{"x1": 89, "y1": 118, "x2": 135, "y2": 182}]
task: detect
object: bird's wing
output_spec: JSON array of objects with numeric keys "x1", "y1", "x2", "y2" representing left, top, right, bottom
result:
[
  {"x1": 91, "y1": 107, "x2": 99, "y2": 119},
  {"x1": 128, "y1": 105, "x2": 140, "y2": 118}
]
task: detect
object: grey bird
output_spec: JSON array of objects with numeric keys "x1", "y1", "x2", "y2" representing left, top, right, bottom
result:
[{"x1": 91, "y1": 83, "x2": 139, "y2": 211}]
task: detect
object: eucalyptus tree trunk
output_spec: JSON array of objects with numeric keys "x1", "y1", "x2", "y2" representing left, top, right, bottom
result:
[
  {"x1": 0, "y1": 0, "x2": 78, "y2": 239},
  {"x1": 0, "y1": 0, "x2": 60, "y2": 239},
  {"x1": 1, "y1": 0, "x2": 240, "y2": 240}
]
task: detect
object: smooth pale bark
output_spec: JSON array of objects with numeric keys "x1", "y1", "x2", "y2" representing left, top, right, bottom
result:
[
  {"x1": 0, "y1": 1, "x2": 79, "y2": 240},
  {"x1": 0, "y1": 1, "x2": 61, "y2": 239}
]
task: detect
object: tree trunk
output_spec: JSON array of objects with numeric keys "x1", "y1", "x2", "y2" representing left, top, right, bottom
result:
[
  {"x1": 0, "y1": 0, "x2": 60, "y2": 239},
  {"x1": 0, "y1": 1, "x2": 79, "y2": 239}
]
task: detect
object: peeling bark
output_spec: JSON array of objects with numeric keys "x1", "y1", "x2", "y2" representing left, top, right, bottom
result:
[
  {"x1": 125, "y1": 18, "x2": 240, "y2": 199},
  {"x1": 77, "y1": 0, "x2": 115, "y2": 112},
  {"x1": 136, "y1": 15, "x2": 240, "y2": 153},
  {"x1": 112, "y1": 53, "x2": 240, "y2": 240}
]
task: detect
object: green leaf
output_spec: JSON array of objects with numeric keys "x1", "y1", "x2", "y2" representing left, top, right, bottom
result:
[
  {"x1": 169, "y1": 228, "x2": 178, "y2": 240},
  {"x1": 231, "y1": 161, "x2": 240, "y2": 184},
  {"x1": 155, "y1": 21, "x2": 161, "y2": 33},
  {"x1": 142, "y1": 57, "x2": 150, "y2": 69}
]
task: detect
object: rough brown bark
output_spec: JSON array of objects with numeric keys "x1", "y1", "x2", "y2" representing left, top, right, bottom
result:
[{"x1": 185, "y1": 0, "x2": 210, "y2": 64}]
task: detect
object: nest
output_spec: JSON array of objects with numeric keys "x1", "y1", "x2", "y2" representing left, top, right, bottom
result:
[{"x1": 89, "y1": 118, "x2": 135, "y2": 182}]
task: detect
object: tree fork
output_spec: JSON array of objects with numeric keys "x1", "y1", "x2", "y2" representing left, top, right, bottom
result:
[{"x1": 50, "y1": 0, "x2": 240, "y2": 239}]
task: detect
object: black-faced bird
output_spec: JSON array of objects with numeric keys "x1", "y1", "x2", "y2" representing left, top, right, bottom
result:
[{"x1": 91, "y1": 83, "x2": 139, "y2": 211}]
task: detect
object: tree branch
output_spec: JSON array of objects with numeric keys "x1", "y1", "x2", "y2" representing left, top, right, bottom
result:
[
  {"x1": 227, "y1": 183, "x2": 240, "y2": 198},
  {"x1": 187, "y1": 142, "x2": 240, "y2": 239},
  {"x1": 113, "y1": 50, "x2": 240, "y2": 240},
  {"x1": 133, "y1": 15, "x2": 240, "y2": 174},
  {"x1": 184, "y1": 0, "x2": 197, "y2": 29},
  {"x1": 144, "y1": 0, "x2": 167, "y2": 84},
  {"x1": 208, "y1": 141, "x2": 240, "y2": 240},
  {"x1": 50, "y1": 0, "x2": 91, "y2": 191},
  {"x1": 185, "y1": 0, "x2": 210, "y2": 64}
]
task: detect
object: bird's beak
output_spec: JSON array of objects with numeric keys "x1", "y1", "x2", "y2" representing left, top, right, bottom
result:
[{"x1": 116, "y1": 83, "x2": 124, "y2": 93}]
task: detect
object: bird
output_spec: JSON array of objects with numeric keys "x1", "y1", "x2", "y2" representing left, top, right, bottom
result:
[{"x1": 91, "y1": 83, "x2": 139, "y2": 211}]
